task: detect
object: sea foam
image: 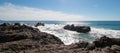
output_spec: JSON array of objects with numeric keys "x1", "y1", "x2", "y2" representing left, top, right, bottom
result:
[
  {"x1": 37, "y1": 24, "x2": 120, "y2": 45},
  {"x1": 90, "y1": 27, "x2": 120, "y2": 38}
]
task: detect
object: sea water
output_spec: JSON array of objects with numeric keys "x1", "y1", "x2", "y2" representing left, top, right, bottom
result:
[{"x1": 0, "y1": 21, "x2": 120, "y2": 45}]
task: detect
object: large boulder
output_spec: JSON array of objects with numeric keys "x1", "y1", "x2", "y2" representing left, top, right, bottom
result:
[
  {"x1": 35, "y1": 22, "x2": 44, "y2": 27},
  {"x1": 93, "y1": 36, "x2": 120, "y2": 48},
  {"x1": 64, "y1": 24, "x2": 91, "y2": 33}
]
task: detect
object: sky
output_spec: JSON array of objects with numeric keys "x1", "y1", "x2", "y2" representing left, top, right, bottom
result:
[{"x1": 0, "y1": 0, "x2": 120, "y2": 21}]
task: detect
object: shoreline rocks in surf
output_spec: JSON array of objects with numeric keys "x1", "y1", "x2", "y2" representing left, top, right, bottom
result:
[
  {"x1": 87, "y1": 36, "x2": 120, "y2": 50},
  {"x1": 0, "y1": 23, "x2": 120, "y2": 53},
  {"x1": 35, "y1": 22, "x2": 45, "y2": 27},
  {"x1": 64, "y1": 24, "x2": 91, "y2": 33},
  {"x1": 93, "y1": 36, "x2": 120, "y2": 47}
]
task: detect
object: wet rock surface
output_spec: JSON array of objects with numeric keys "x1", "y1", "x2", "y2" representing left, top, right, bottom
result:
[
  {"x1": 0, "y1": 23, "x2": 120, "y2": 53},
  {"x1": 64, "y1": 24, "x2": 91, "y2": 33}
]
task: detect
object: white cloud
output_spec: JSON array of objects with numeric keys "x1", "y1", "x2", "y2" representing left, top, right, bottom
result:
[{"x1": 0, "y1": 3, "x2": 90, "y2": 21}]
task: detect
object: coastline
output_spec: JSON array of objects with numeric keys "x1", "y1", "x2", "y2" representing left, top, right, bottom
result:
[{"x1": 0, "y1": 23, "x2": 120, "y2": 53}]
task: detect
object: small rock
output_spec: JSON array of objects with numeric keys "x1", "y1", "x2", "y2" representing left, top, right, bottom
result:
[
  {"x1": 35, "y1": 22, "x2": 44, "y2": 27},
  {"x1": 14, "y1": 23, "x2": 21, "y2": 26}
]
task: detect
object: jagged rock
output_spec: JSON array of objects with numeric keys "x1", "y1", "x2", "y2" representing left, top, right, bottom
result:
[
  {"x1": 64, "y1": 24, "x2": 91, "y2": 33},
  {"x1": 93, "y1": 36, "x2": 120, "y2": 48},
  {"x1": 35, "y1": 22, "x2": 44, "y2": 27},
  {"x1": 0, "y1": 23, "x2": 63, "y2": 45}
]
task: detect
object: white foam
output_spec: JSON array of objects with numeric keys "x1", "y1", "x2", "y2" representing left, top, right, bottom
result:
[
  {"x1": 37, "y1": 24, "x2": 120, "y2": 45},
  {"x1": 37, "y1": 24, "x2": 80, "y2": 45},
  {"x1": 90, "y1": 27, "x2": 120, "y2": 38}
]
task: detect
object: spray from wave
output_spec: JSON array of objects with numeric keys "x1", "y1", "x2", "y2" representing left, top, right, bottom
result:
[
  {"x1": 90, "y1": 27, "x2": 120, "y2": 38},
  {"x1": 37, "y1": 23, "x2": 120, "y2": 45},
  {"x1": 37, "y1": 24, "x2": 80, "y2": 45}
]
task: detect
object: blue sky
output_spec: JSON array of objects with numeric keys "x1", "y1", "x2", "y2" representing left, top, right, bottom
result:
[{"x1": 0, "y1": 0, "x2": 120, "y2": 21}]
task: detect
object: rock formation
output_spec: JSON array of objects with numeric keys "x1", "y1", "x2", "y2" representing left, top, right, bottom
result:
[
  {"x1": 0, "y1": 23, "x2": 63, "y2": 44},
  {"x1": 35, "y1": 22, "x2": 45, "y2": 27},
  {"x1": 64, "y1": 24, "x2": 91, "y2": 33},
  {"x1": 93, "y1": 36, "x2": 120, "y2": 48}
]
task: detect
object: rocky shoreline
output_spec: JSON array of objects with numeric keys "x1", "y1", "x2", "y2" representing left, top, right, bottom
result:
[{"x1": 0, "y1": 23, "x2": 120, "y2": 53}]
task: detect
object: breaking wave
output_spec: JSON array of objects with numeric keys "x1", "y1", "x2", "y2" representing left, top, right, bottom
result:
[{"x1": 37, "y1": 24, "x2": 120, "y2": 45}]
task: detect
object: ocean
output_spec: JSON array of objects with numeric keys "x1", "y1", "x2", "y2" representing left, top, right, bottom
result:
[{"x1": 0, "y1": 21, "x2": 120, "y2": 45}]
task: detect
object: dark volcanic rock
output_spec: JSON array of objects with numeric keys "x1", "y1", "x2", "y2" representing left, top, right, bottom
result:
[
  {"x1": 93, "y1": 36, "x2": 120, "y2": 48},
  {"x1": 0, "y1": 23, "x2": 120, "y2": 53},
  {"x1": 0, "y1": 23, "x2": 11, "y2": 26},
  {"x1": 64, "y1": 24, "x2": 91, "y2": 33},
  {"x1": 0, "y1": 23, "x2": 64, "y2": 53},
  {"x1": 35, "y1": 22, "x2": 45, "y2": 27},
  {"x1": 0, "y1": 23, "x2": 63, "y2": 44}
]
